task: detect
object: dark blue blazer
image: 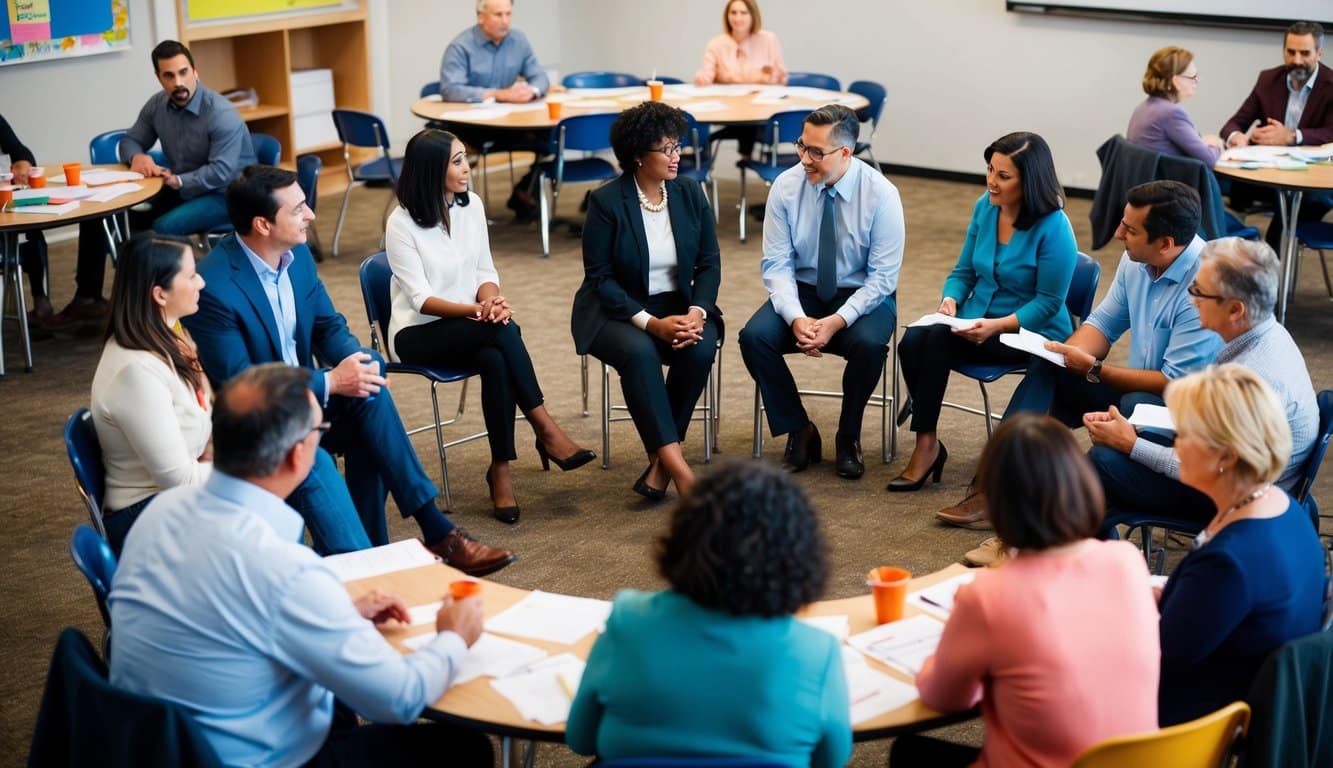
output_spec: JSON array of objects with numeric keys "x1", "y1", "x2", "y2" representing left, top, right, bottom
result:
[{"x1": 183, "y1": 234, "x2": 362, "y2": 402}]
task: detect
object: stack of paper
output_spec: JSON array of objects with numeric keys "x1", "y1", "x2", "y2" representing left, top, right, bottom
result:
[
  {"x1": 323, "y1": 539, "x2": 439, "y2": 582},
  {"x1": 9, "y1": 201, "x2": 79, "y2": 215},
  {"x1": 484, "y1": 590, "x2": 611, "y2": 644},
  {"x1": 905, "y1": 572, "x2": 976, "y2": 620},
  {"x1": 842, "y1": 648, "x2": 920, "y2": 724},
  {"x1": 88, "y1": 183, "x2": 146, "y2": 203},
  {"x1": 999, "y1": 328, "x2": 1066, "y2": 368},
  {"x1": 907, "y1": 312, "x2": 977, "y2": 330},
  {"x1": 402, "y1": 632, "x2": 549, "y2": 686},
  {"x1": 80, "y1": 169, "x2": 145, "y2": 185},
  {"x1": 847, "y1": 615, "x2": 945, "y2": 676},
  {"x1": 489, "y1": 654, "x2": 586, "y2": 725},
  {"x1": 1127, "y1": 403, "x2": 1175, "y2": 432}
]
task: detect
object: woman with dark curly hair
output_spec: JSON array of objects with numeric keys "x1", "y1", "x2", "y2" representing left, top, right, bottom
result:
[
  {"x1": 566, "y1": 460, "x2": 850, "y2": 767},
  {"x1": 571, "y1": 101, "x2": 723, "y2": 501}
]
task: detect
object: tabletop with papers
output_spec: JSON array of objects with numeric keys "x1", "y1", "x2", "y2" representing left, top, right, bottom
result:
[
  {"x1": 0, "y1": 167, "x2": 158, "y2": 229},
  {"x1": 337, "y1": 544, "x2": 976, "y2": 741}
]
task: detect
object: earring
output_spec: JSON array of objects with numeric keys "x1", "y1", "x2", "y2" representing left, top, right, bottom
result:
[
  {"x1": 1217, "y1": 465, "x2": 1225, "y2": 475},
  {"x1": 636, "y1": 160, "x2": 642, "y2": 167}
]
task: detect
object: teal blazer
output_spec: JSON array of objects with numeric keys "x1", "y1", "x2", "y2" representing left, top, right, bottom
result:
[
  {"x1": 566, "y1": 589, "x2": 852, "y2": 768},
  {"x1": 942, "y1": 194, "x2": 1078, "y2": 340}
]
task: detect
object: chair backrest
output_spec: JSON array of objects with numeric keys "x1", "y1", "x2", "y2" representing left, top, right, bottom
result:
[
  {"x1": 295, "y1": 154, "x2": 322, "y2": 214},
  {"x1": 419, "y1": 81, "x2": 439, "y2": 98},
  {"x1": 680, "y1": 112, "x2": 712, "y2": 166},
  {"x1": 786, "y1": 72, "x2": 841, "y2": 91},
  {"x1": 358, "y1": 252, "x2": 393, "y2": 354},
  {"x1": 249, "y1": 132, "x2": 281, "y2": 166},
  {"x1": 563, "y1": 71, "x2": 640, "y2": 88},
  {"x1": 70, "y1": 524, "x2": 116, "y2": 628},
  {"x1": 1070, "y1": 700, "x2": 1250, "y2": 768},
  {"x1": 645, "y1": 76, "x2": 685, "y2": 85},
  {"x1": 64, "y1": 408, "x2": 106, "y2": 537},
  {"x1": 28, "y1": 628, "x2": 224, "y2": 767},
  {"x1": 1292, "y1": 390, "x2": 1333, "y2": 507},
  {"x1": 758, "y1": 109, "x2": 813, "y2": 166},
  {"x1": 847, "y1": 79, "x2": 887, "y2": 128},
  {"x1": 331, "y1": 108, "x2": 397, "y2": 180},
  {"x1": 89, "y1": 130, "x2": 126, "y2": 165},
  {"x1": 1243, "y1": 628, "x2": 1333, "y2": 766},
  {"x1": 1068, "y1": 252, "x2": 1102, "y2": 323}
]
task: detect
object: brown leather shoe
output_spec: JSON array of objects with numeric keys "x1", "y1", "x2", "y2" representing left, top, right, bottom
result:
[
  {"x1": 962, "y1": 536, "x2": 1008, "y2": 568},
  {"x1": 935, "y1": 492, "x2": 993, "y2": 530},
  {"x1": 425, "y1": 529, "x2": 516, "y2": 577}
]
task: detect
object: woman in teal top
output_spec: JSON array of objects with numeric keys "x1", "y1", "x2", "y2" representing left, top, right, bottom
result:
[
  {"x1": 891, "y1": 132, "x2": 1078, "y2": 493},
  {"x1": 566, "y1": 461, "x2": 851, "y2": 768}
]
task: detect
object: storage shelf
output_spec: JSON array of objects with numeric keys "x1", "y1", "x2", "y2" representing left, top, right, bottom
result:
[
  {"x1": 237, "y1": 104, "x2": 289, "y2": 122},
  {"x1": 182, "y1": 8, "x2": 368, "y2": 41}
]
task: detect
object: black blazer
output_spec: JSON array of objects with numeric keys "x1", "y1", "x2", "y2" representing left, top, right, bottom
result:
[
  {"x1": 1220, "y1": 64, "x2": 1333, "y2": 146},
  {"x1": 571, "y1": 174, "x2": 722, "y2": 355}
]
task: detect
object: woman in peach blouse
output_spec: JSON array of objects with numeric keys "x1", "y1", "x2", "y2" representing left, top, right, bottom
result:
[{"x1": 694, "y1": 0, "x2": 787, "y2": 159}]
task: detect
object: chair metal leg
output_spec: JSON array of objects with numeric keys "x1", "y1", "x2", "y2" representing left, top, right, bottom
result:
[
  {"x1": 1318, "y1": 248, "x2": 1333, "y2": 299},
  {"x1": 980, "y1": 382, "x2": 995, "y2": 438},
  {"x1": 2, "y1": 232, "x2": 32, "y2": 374},
  {"x1": 428, "y1": 381, "x2": 452, "y2": 512},
  {"x1": 601, "y1": 361, "x2": 612, "y2": 469},
  {"x1": 480, "y1": 151, "x2": 491, "y2": 212},
  {"x1": 752, "y1": 383, "x2": 764, "y2": 458},
  {"x1": 332, "y1": 180, "x2": 355, "y2": 257},
  {"x1": 710, "y1": 177, "x2": 720, "y2": 223},
  {"x1": 712, "y1": 342, "x2": 722, "y2": 447},
  {"x1": 738, "y1": 167, "x2": 748, "y2": 243},
  {"x1": 539, "y1": 175, "x2": 551, "y2": 258},
  {"x1": 581, "y1": 354, "x2": 590, "y2": 416},
  {"x1": 703, "y1": 361, "x2": 714, "y2": 463}
]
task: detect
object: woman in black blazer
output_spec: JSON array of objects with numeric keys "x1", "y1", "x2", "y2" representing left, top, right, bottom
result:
[{"x1": 571, "y1": 102, "x2": 722, "y2": 501}]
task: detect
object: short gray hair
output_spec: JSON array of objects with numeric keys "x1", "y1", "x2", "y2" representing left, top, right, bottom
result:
[
  {"x1": 1200, "y1": 237, "x2": 1279, "y2": 324},
  {"x1": 212, "y1": 364, "x2": 316, "y2": 478},
  {"x1": 804, "y1": 104, "x2": 859, "y2": 152},
  {"x1": 477, "y1": 0, "x2": 509, "y2": 12}
]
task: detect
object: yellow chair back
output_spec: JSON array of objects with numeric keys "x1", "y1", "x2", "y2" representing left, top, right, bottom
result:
[{"x1": 1071, "y1": 701, "x2": 1250, "y2": 768}]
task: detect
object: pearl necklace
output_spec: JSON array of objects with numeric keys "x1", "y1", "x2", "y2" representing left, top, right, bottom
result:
[
  {"x1": 1193, "y1": 483, "x2": 1272, "y2": 549},
  {"x1": 636, "y1": 180, "x2": 668, "y2": 213}
]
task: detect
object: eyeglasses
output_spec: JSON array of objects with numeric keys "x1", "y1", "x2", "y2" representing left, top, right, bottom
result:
[
  {"x1": 794, "y1": 140, "x2": 846, "y2": 162},
  {"x1": 290, "y1": 421, "x2": 330, "y2": 451},
  {"x1": 1177, "y1": 72, "x2": 1199, "y2": 82},
  {"x1": 1187, "y1": 282, "x2": 1226, "y2": 301},
  {"x1": 648, "y1": 143, "x2": 682, "y2": 157}
]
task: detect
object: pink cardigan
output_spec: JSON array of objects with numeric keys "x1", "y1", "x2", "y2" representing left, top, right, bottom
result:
[
  {"x1": 693, "y1": 30, "x2": 787, "y2": 86},
  {"x1": 916, "y1": 540, "x2": 1160, "y2": 767}
]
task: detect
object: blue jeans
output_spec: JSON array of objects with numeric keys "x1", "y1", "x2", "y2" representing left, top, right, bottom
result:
[
  {"x1": 131, "y1": 189, "x2": 231, "y2": 235},
  {"x1": 286, "y1": 447, "x2": 373, "y2": 555},
  {"x1": 1091, "y1": 431, "x2": 1215, "y2": 536}
]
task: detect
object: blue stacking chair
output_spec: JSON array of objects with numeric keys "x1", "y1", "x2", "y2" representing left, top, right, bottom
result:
[
  {"x1": 1294, "y1": 221, "x2": 1333, "y2": 300},
  {"x1": 847, "y1": 80, "x2": 887, "y2": 168},
  {"x1": 562, "y1": 71, "x2": 640, "y2": 89},
  {"x1": 679, "y1": 112, "x2": 719, "y2": 221},
  {"x1": 737, "y1": 109, "x2": 810, "y2": 242},
  {"x1": 786, "y1": 72, "x2": 841, "y2": 91},
  {"x1": 331, "y1": 109, "x2": 403, "y2": 258},
  {"x1": 419, "y1": 81, "x2": 439, "y2": 98},
  {"x1": 936, "y1": 252, "x2": 1101, "y2": 438},
  {"x1": 296, "y1": 153, "x2": 324, "y2": 260},
  {"x1": 203, "y1": 132, "x2": 280, "y2": 249},
  {"x1": 64, "y1": 408, "x2": 107, "y2": 538},
  {"x1": 643, "y1": 76, "x2": 685, "y2": 85},
  {"x1": 535, "y1": 113, "x2": 619, "y2": 258},
  {"x1": 87, "y1": 129, "x2": 167, "y2": 260},
  {"x1": 358, "y1": 252, "x2": 487, "y2": 512},
  {"x1": 70, "y1": 524, "x2": 116, "y2": 629}
]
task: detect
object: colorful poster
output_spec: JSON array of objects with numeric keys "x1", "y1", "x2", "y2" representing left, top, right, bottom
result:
[
  {"x1": 1, "y1": 0, "x2": 127, "y2": 67},
  {"x1": 9, "y1": 0, "x2": 51, "y2": 43},
  {"x1": 187, "y1": 0, "x2": 348, "y2": 22}
]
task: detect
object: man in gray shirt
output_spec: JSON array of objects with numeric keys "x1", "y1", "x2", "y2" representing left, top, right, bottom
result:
[{"x1": 119, "y1": 39, "x2": 256, "y2": 236}]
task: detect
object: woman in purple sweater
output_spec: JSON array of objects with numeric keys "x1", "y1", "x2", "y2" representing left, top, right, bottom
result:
[{"x1": 1127, "y1": 46, "x2": 1224, "y2": 165}]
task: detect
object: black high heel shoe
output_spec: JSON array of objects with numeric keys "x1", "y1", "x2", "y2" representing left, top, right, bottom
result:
[
  {"x1": 886, "y1": 443, "x2": 948, "y2": 493},
  {"x1": 485, "y1": 467, "x2": 521, "y2": 524},
  {"x1": 632, "y1": 464, "x2": 668, "y2": 502},
  {"x1": 535, "y1": 439, "x2": 596, "y2": 472}
]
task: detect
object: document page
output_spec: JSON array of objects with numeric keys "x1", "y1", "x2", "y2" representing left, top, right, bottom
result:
[
  {"x1": 403, "y1": 632, "x2": 549, "y2": 686},
  {"x1": 842, "y1": 648, "x2": 920, "y2": 724},
  {"x1": 323, "y1": 539, "x2": 439, "y2": 582},
  {"x1": 489, "y1": 653, "x2": 586, "y2": 725},
  {"x1": 999, "y1": 327, "x2": 1066, "y2": 368},
  {"x1": 484, "y1": 590, "x2": 612, "y2": 644},
  {"x1": 907, "y1": 312, "x2": 978, "y2": 330},
  {"x1": 848, "y1": 615, "x2": 945, "y2": 676},
  {"x1": 905, "y1": 571, "x2": 976, "y2": 621},
  {"x1": 1127, "y1": 404, "x2": 1175, "y2": 432}
]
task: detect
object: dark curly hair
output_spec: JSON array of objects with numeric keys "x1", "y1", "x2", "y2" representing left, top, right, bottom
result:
[
  {"x1": 656, "y1": 460, "x2": 828, "y2": 617},
  {"x1": 609, "y1": 101, "x2": 689, "y2": 173}
]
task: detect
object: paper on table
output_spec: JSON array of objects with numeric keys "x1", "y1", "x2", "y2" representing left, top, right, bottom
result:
[
  {"x1": 9, "y1": 201, "x2": 79, "y2": 215},
  {"x1": 40, "y1": 185, "x2": 96, "y2": 199},
  {"x1": 401, "y1": 632, "x2": 549, "y2": 685},
  {"x1": 439, "y1": 108, "x2": 507, "y2": 121},
  {"x1": 423, "y1": 94, "x2": 443, "y2": 102},
  {"x1": 799, "y1": 614, "x2": 850, "y2": 641},
  {"x1": 842, "y1": 648, "x2": 920, "y2": 724},
  {"x1": 848, "y1": 614, "x2": 945, "y2": 676},
  {"x1": 565, "y1": 99, "x2": 619, "y2": 108},
  {"x1": 1223, "y1": 146, "x2": 1291, "y2": 162},
  {"x1": 484, "y1": 590, "x2": 611, "y2": 644},
  {"x1": 323, "y1": 539, "x2": 439, "y2": 582},
  {"x1": 87, "y1": 183, "x2": 146, "y2": 203},
  {"x1": 751, "y1": 93, "x2": 791, "y2": 105},
  {"x1": 1291, "y1": 145, "x2": 1333, "y2": 162},
  {"x1": 1127, "y1": 403, "x2": 1175, "y2": 432},
  {"x1": 907, "y1": 312, "x2": 977, "y2": 330},
  {"x1": 999, "y1": 327, "x2": 1066, "y2": 368},
  {"x1": 489, "y1": 653, "x2": 586, "y2": 725},
  {"x1": 905, "y1": 571, "x2": 976, "y2": 621},
  {"x1": 407, "y1": 600, "x2": 444, "y2": 627},
  {"x1": 680, "y1": 84, "x2": 757, "y2": 96},
  {"x1": 80, "y1": 169, "x2": 144, "y2": 186},
  {"x1": 564, "y1": 86, "x2": 643, "y2": 98},
  {"x1": 681, "y1": 100, "x2": 727, "y2": 113}
]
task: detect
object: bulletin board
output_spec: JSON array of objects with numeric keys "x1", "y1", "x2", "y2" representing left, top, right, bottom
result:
[
  {"x1": 0, "y1": 0, "x2": 129, "y2": 67},
  {"x1": 186, "y1": 0, "x2": 349, "y2": 23}
]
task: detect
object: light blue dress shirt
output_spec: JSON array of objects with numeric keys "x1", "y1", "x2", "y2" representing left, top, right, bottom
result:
[
  {"x1": 760, "y1": 159, "x2": 905, "y2": 327},
  {"x1": 439, "y1": 25, "x2": 549, "y2": 103},
  {"x1": 109, "y1": 472, "x2": 465, "y2": 768},
  {"x1": 1084, "y1": 234, "x2": 1221, "y2": 379},
  {"x1": 239, "y1": 238, "x2": 336, "y2": 403},
  {"x1": 1286, "y1": 64, "x2": 1318, "y2": 144}
]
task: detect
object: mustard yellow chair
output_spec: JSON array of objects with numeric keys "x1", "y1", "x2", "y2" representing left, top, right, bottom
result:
[{"x1": 1070, "y1": 701, "x2": 1250, "y2": 768}]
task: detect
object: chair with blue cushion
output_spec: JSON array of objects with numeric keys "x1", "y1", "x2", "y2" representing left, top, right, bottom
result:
[
  {"x1": 737, "y1": 109, "x2": 810, "y2": 242},
  {"x1": 331, "y1": 109, "x2": 403, "y2": 258},
  {"x1": 88, "y1": 130, "x2": 167, "y2": 257},
  {"x1": 679, "y1": 112, "x2": 718, "y2": 221},
  {"x1": 535, "y1": 113, "x2": 619, "y2": 258},
  {"x1": 296, "y1": 153, "x2": 324, "y2": 261},
  {"x1": 786, "y1": 72, "x2": 841, "y2": 91},
  {"x1": 70, "y1": 524, "x2": 115, "y2": 629},
  {"x1": 419, "y1": 81, "x2": 439, "y2": 98},
  {"x1": 1294, "y1": 220, "x2": 1333, "y2": 301},
  {"x1": 938, "y1": 251, "x2": 1101, "y2": 437},
  {"x1": 847, "y1": 80, "x2": 887, "y2": 168},
  {"x1": 358, "y1": 252, "x2": 487, "y2": 512},
  {"x1": 562, "y1": 71, "x2": 640, "y2": 89},
  {"x1": 64, "y1": 408, "x2": 106, "y2": 538},
  {"x1": 203, "y1": 132, "x2": 281, "y2": 249}
]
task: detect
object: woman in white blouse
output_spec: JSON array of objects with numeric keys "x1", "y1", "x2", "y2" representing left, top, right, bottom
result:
[
  {"x1": 386, "y1": 129, "x2": 593, "y2": 524},
  {"x1": 91, "y1": 233, "x2": 212, "y2": 555}
]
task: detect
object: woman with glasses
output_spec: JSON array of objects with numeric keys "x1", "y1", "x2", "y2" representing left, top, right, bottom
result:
[
  {"x1": 91, "y1": 232, "x2": 213, "y2": 556},
  {"x1": 1155, "y1": 364, "x2": 1324, "y2": 726},
  {"x1": 694, "y1": 0, "x2": 787, "y2": 159},
  {"x1": 893, "y1": 132, "x2": 1077, "y2": 494},
  {"x1": 1127, "y1": 46, "x2": 1224, "y2": 165},
  {"x1": 572, "y1": 102, "x2": 723, "y2": 502},
  {"x1": 387, "y1": 129, "x2": 594, "y2": 525}
]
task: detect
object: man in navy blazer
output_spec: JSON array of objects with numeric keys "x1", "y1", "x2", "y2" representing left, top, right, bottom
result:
[{"x1": 184, "y1": 165, "x2": 515, "y2": 576}]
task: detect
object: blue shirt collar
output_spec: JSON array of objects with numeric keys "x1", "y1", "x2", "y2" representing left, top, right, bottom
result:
[
  {"x1": 1288, "y1": 64, "x2": 1320, "y2": 94},
  {"x1": 1150, "y1": 234, "x2": 1205, "y2": 284},
  {"x1": 819, "y1": 155, "x2": 861, "y2": 201},
  {"x1": 471, "y1": 24, "x2": 505, "y2": 50},
  {"x1": 204, "y1": 471, "x2": 305, "y2": 541},
  {"x1": 238, "y1": 236, "x2": 294, "y2": 279}
]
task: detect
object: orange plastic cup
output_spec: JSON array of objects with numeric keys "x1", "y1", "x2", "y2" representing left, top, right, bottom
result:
[
  {"x1": 62, "y1": 162, "x2": 82, "y2": 186},
  {"x1": 547, "y1": 99, "x2": 563, "y2": 120},
  {"x1": 867, "y1": 566, "x2": 912, "y2": 624},
  {"x1": 646, "y1": 80, "x2": 664, "y2": 102},
  {"x1": 28, "y1": 167, "x2": 46, "y2": 189},
  {"x1": 449, "y1": 580, "x2": 482, "y2": 600},
  {"x1": 0, "y1": 185, "x2": 13, "y2": 210}
]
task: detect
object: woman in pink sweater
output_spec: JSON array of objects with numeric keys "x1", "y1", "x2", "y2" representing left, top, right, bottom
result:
[{"x1": 895, "y1": 414, "x2": 1160, "y2": 767}]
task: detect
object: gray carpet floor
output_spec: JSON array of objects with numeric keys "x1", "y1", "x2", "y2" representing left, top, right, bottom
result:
[{"x1": 2, "y1": 169, "x2": 1329, "y2": 766}]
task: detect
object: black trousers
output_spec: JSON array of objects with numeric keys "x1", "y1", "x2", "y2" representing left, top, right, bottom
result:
[
  {"x1": 897, "y1": 324, "x2": 1030, "y2": 433},
  {"x1": 304, "y1": 712, "x2": 493, "y2": 768},
  {"x1": 889, "y1": 734, "x2": 980, "y2": 768},
  {"x1": 395, "y1": 318, "x2": 544, "y2": 463},
  {"x1": 586, "y1": 292, "x2": 719, "y2": 453}
]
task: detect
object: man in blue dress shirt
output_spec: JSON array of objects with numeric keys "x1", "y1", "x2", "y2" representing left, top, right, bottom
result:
[
  {"x1": 109, "y1": 364, "x2": 494, "y2": 768},
  {"x1": 739, "y1": 105, "x2": 905, "y2": 481}
]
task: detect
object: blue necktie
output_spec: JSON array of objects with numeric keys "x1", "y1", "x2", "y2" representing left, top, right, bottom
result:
[{"x1": 817, "y1": 188, "x2": 837, "y2": 302}]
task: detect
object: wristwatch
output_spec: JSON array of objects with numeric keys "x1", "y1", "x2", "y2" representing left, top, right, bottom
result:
[{"x1": 1086, "y1": 359, "x2": 1103, "y2": 384}]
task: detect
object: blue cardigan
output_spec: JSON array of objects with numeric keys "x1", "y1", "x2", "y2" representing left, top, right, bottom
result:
[
  {"x1": 566, "y1": 589, "x2": 852, "y2": 768},
  {"x1": 941, "y1": 194, "x2": 1078, "y2": 340},
  {"x1": 1158, "y1": 495, "x2": 1326, "y2": 726}
]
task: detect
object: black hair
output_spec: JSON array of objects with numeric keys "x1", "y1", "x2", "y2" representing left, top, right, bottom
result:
[
  {"x1": 105, "y1": 232, "x2": 204, "y2": 394},
  {"x1": 1287, "y1": 21, "x2": 1325, "y2": 49},
  {"x1": 227, "y1": 165, "x2": 301, "y2": 235},
  {"x1": 984, "y1": 131, "x2": 1064, "y2": 230},
  {"x1": 396, "y1": 129, "x2": 470, "y2": 233},
  {"x1": 1126, "y1": 180, "x2": 1201, "y2": 245},
  {"x1": 151, "y1": 40, "x2": 194, "y2": 72},
  {"x1": 609, "y1": 101, "x2": 689, "y2": 173},
  {"x1": 804, "y1": 104, "x2": 859, "y2": 151},
  {"x1": 212, "y1": 364, "x2": 315, "y2": 478}
]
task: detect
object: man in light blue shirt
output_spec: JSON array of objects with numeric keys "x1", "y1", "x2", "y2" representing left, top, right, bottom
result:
[
  {"x1": 739, "y1": 105, "x2": 904, "y2": 481},
  {"x1": 109, "y1": 364, "x2": 493, "y2": 768}
]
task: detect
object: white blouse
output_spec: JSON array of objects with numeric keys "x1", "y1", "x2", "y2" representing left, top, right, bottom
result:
[
  {"x1": 385, "y1": 193, "x2": 499, "y2": 361},
  {"x1": 641, "y1": 205, "x2": 679, "y2": 295},
  {"x1": 91, "y1": 338, "x2": 212, "y2": 511}
]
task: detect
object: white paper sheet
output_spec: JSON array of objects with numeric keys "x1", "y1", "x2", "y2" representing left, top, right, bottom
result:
[
  {"x1": 905, "y1": 571, "x2": 977, "y2": 620},
  {"x1": 564, "y1": 86, "x2": 643, "y2": 98},
  {"x1": 1127, "y1": 403, "x2": 1175, "y2": 432},
  {"x1": 80, "y1": 169, "x2": 144, "y2": 186},
  {"x1": 799, "y1": 614, "x2": 850, "y2": 641},
  {"x1": 439, "y1": 108, "x2": 508, "y2": 121},
  {"x1": 999, "y1": 328, "x2": 1067, "y2": 368},
  {"x1": 38, "y1": 185, "x2": 95, "y2": 199},
  {"x1": 87, "y1": 183, "x2": 146, "y2": 203},
  {"x1": 489, "y1": 653, "x2": 586, "y2": 725},
  {"x1": 484, "y1": 590, "x2": 611, "y2": 644},
  {"x1": 907, "y1": 312, "x2": 979, "y2": 330},
  {"x1": 681, "y1": 100, "x2": 727, "y2": 113},
  {"x1": 402, "y1": 632, "x2": 550, "y2": 685},
  {"x1": 564, "y1": 99, "x2": 619, "y2": 108},
  {"x1": 9, "y1": 201, "x2": 79, "y2": 215},
  {"x1": 323, "y1": 539, "x2": 439, "y2": 582},
  {"x1": 842, "y1": 648, "x2": 920, "y2": 724},
  {"x1": 848, "y1": 615, "x2": 945, "y2": 677}
]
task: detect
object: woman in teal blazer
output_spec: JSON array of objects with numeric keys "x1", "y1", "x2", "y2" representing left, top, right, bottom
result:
[
  {"x1": 892, "y1": 132, "x2": 1078, "y2": 492},
  {"x1": 566, "y1": 461, "x2": 851, "y2": 768}
]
